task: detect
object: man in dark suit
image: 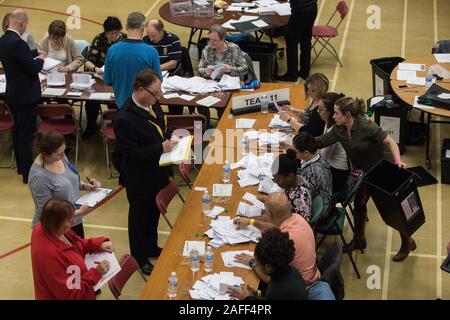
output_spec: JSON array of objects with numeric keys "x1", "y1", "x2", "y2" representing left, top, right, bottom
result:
[
  {"x1": 0, "y1": 9, "x2": 46, "y2": 183},
  {"x1": 114, "y1": 69, "x2": 177, "y2": 275}
]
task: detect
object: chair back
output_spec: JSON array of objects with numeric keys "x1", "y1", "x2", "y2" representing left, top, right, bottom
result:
[
  {"x1": 310, "y1": 195, "x2": 324, "y2": 225},
  {"x1": 0, "y1": 100, "x2": 14, "y2": 129},
  {"x1": 180, "y1": 46, "x2": 194, "y2": 78},
  {"x1": 167, "y1": 114, "x2": 207, "y2": 145},
  {"x1": 74, "y1": 39, "x2": 90, "y2": 59},
  {"x1": 336, "y1": 1, "x2": 349, "y2": 19},
  {"x1": 37, "y1": 104, "x2": 75, "y2": 119},
  {"x1": 108, "y1": 254, "x2": 140, "y2": 299},
  {"x1": 179, "y1": 162, "x2": 192, "y2": 187},
  {"x1": 317, "y1": 242, "x2": 345, "y2": 300},
  {"x1": 156, "y1": 180, "x2": 180, "y2": 215}
]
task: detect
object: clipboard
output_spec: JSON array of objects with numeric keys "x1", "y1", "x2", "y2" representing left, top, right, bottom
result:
[{"x1": 159, "y1": 135, "x2": 193, "y2": 166}]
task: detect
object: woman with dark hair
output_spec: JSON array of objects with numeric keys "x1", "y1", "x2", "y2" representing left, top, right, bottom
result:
[
  {"x1": 292, "y1": 131, "x2": 332, "y2": 217},
  {"x1": 266, "y1": 151, "x2": 312, "y2": 221},
  {"x1": 38, "y1": 20, "x2": 84, "y2": 72},
  {"x1": 31, "y1": 198, "x2": 113, "y2": 300},
  {"x1": 228, "y1": 228, "x2": 308, "y2": 300},
  {"x1": 82, "y1": 16, "x2": 126, "y2": 139},
  {"x1": 317, "y1": 92, "x2": 349, "y2": 192},
  {"x1": 28, "y1": 131, "x2": 101, "y2": 237},
  {"x1": 316, "y1": 97, "x2": 413, "y2": 261}
]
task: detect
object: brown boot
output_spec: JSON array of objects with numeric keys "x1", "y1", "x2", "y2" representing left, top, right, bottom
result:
[{"x1": 393, "y1": 236, "x2": 416, "y2": 262}]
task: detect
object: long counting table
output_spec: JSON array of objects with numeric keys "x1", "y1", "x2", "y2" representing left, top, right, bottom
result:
[{"x1": 140, "y1": 83, "x2": 307, "y2": 300}]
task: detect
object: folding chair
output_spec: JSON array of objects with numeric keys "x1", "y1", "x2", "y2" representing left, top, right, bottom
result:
[
  {"x1": 311, "y1": 1, "x2": 349, "y2": 67},
  {"x1": 108, "y1": 254, "x2": 147, "y2": 300},
  {"x1": 101, "y1": 109, "x2": 118, "y2": 178},
  {"x1": 156, "y1": 180, "x2": 184, "y2": 230},
  {"x1": 37, "y1": 104, "x2": 79, "y2": 167},
  {"x1": 0, "y1": 101, "x2": 14, "y2": 168},
  {"x1": 74, "y1": 39, "x2": 90, "y2": 60},
  {"x1": 309, "y1": 195, "x2": 324, "y2": 227},
  {"x1": 167, "y1": 114, "x2": 207, "y2": 147},
  {"x1": 179, "y1": 162, "x2": 193, "y2": 189},
  {"x1": 317, "y1": 242, "x2": 345, "y2": 300}
]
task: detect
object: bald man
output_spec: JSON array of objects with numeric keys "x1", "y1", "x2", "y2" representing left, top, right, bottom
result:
[
  {"x1": 0, "y1": 9, "x2": 46, "y2": 183},
  {"x1": 234, "y1": 192, "x2": 321, "y2": 287}
]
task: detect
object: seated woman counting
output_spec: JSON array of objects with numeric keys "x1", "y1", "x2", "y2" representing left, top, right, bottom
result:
[
  {"x1": 31, "y1": 198, "x2": 113, "y2": 300},
  {"x1": 279, "y1": 73, "x2": 328, "y2": 137},
  {"x1": 317, "y1": 92, "x2": 349, "y2": 192},
  {"x1": 28, "y1": 131, "x2": 101, "y2": 238}
]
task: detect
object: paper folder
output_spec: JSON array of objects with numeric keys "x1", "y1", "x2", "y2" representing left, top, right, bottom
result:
[{"x1": 159, "y1": 135, "x2": 193, "y2": 166}]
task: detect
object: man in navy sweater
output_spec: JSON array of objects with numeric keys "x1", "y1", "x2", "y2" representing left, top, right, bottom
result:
[
  {"x1": 0, "y1": 9, "x2": 46, "y2": 183},
  {"x1": 104, "y1": 12, "x2": 162, "y2": 109}
]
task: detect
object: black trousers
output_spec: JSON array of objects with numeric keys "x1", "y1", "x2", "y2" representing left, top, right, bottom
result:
[
  {"x1": 125, "y1": 188, "x2": 161, "y2": 266},
  {"x1": 330, "y1": 167, "x2": 349, "y2": 193},
  {"x1": 285, "y1": 5, "x2": 318, "y2": 78},
  {"x1": 85, "y1": 101, "x2": 117, "y2": 131},
  {"x1": 10, "y1": 104, "x2": 37, "y2": 181}
]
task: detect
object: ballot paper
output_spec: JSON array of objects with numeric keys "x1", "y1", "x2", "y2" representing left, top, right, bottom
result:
[
  {"x1": 251, "y1": 19, "x2": 269, "y2": 28},
  {"x1": 269, "y1": 114, "x2": 292, "y2": 130},
  {"x1": 437, "y1": 93, "x2": 450, "y2": 99},
  {"x1": 434, "y1": 53, "x2": 450, "y2": 63},
  {"x1": 218, "y1": 74, "x2": 241, "y2": 90},
  {"x1": 221, "y1": 250, "x2": 253, "y2": 269},
  {"x1": 66, "y1": 91, "x2": 83, "y2": 97},
  {"x1": 242, "y1": 192, "x2": 265, "y2": 209},
  {"x1": 89, "y1": 92, "x2": 112, "y2": 100},
  {"x1": 46, "y1": 72, "x2": 66, "y2": 86},
  {"x1": 258, "y1": 176, "x2": 283, "y2": 194},
  {"x1": 75, "y1": 188, "x2": 113, "y2": 208},
  {"x1": 197, "y1": 96, "x2": 221, "y2": 107},
  {"x1": 163, "y1": 92, "x2": 180, "y2": 99},
  {"x1": 94, "y1": 66, "x2": 105, "y2": 80},
  {"x1": 396, "y1": 70, "x2": 416, "y2": 81},
  {"x1": 179, "y1": 94, "x2": 196, "y2": 101},
  {"x1": 84, "y1": 252, "x2": 121, "y2": 291},
  {"x1": 207, "y1": 206, "x2": 225, "y2": 218},
  {"x1": 398, "y1": 63, "x2": 426, "y2": 71},
  {"x1": 222, "y1": 19, "x2": 238, "y2": 29},
  {"x1": 182, "y1": 240, "x2": 206, "y2": 256},
  {"x1": 235, "y1": 118, "x2": 256, "y2": 129},
  {"x1": 236, "y1": 201, "x2": 262, "y2": 217},
  {"x1": 189, "y1": 272, "x2": 244, "y2": 300},
  {"x1": 159, "y1": 135, "x2": 193, "y2": 166},
  {"x1": 42, "y1": 57, "x2": 63, "y2": 71},
  {"x1": 42, "y1": 88, "x2": 66, "y2": 96},
  {"x1": 209, "y1": 65, "x2": 225, "y2": 81},
  {"x1": 213, "y1": 184, "x2": 233, "y2": 197}
]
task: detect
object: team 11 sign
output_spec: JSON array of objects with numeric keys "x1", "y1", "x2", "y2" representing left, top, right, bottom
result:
[{"x1": 232, "y1": 88, "x2": 290, "y2": 111}]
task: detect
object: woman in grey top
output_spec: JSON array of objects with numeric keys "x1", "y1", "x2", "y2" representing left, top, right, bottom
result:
[{"x1": 28, "y1": 131, "x2": 100, "y2": 238}]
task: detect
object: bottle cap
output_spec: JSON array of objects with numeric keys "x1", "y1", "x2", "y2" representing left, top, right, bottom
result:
[
  {"x1": 224, "y1": 160, "x2": 229, "y2": 164},
  {"x1": 171, "y1": 272, "x2": 176, "y2": 276}
]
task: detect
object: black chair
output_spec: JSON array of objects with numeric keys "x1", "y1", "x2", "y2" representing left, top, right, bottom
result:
[
  {"x1": 180, "y1": 46, "x2": 194, "y2": 77},
  {"x1": 317, "y1": 242, "x2": 345, "y2": 300}
]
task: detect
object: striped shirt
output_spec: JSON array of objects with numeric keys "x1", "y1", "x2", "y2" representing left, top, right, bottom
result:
[{"x1": 143, "y1": 31, "x2": 182, "y2": 76}]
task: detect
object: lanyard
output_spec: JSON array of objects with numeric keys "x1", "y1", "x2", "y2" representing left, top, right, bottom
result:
[{"x1": 146, "y1": 111, "x2": 167, "y2": 139}]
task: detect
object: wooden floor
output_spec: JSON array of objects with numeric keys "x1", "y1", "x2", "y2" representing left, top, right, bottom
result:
[{"x1": 0, "y1": 0, "x2": 449, "y2": 300}]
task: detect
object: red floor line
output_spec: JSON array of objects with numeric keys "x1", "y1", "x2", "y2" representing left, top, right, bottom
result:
[
  {"x1": 0, "y1": 4, "x2": 102, "y2": 26},
  {"x1": 0, "y1": 243, "x2": 31, "y2": 261}
]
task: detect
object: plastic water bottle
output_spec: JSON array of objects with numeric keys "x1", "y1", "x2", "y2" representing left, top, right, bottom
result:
[
  {"x1": 204, "y1": 246, "x2": 214, "y2": 272},
  {"x1": 425, "y1": 68, "x2": 433, "y2": 89},
  {"x1": 260, "y1": 94, "x2": 269, "y2": 114},
  {"x1": 202, "y1": 189, "x2": 211, "y2": 214},
  {"x1": 167, "y1": 272, "x2": 178, "y2": 299},
  {"x1": 190, "y1": 248, "x2": 200, "y2": 272},
  {"x1": 241, "y1": 135, "x2": 249, "y2": 155},
  {"x1": 223, "y1": 160, "x2": 231, "y2": 183}
]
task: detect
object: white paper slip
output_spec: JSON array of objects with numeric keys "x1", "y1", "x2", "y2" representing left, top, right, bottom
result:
[
  {"x1": 413, "y1": 96, "x2": 435, "y2": 110},
  {"x1": 225, "y1": 6, "x2": 243, "y2": 12},
  {"x1": 232, "y1": 2, "x2": 257, "y2": 7},
  {"x1": 398, "y1": 63, "x2": 426, "y2": 71},
  {"x1": 196, "y1": 96, "x2": 221, "y2": 107},
  {"x1": 251, "y1": 19, "x2": 269, "y2": 28},
  {"x1": 242, "y1": 192, "x2": 265, "y2": 209},
  {"x1": 195, "y1": 187, "x2": 207, "y2": 192},
  {"x1": 42, "y1": 88, "x2": 66, "y2": 96},
  {"x1": 75, "y1": 188, "x2": 113, "y2": 208},
  {"x1": 46, "y1": 72, "x2": 66, "y2": 86},
  {"x1": 446, "y1": 150, "x2": 450, "y2": 158},
  {"x1": 89, "y1": 92, "x2": 112, "y2": 100},
  {"x1": 84, "y1": 252, "x2": 121, "y2": 291},
  {"x1": 163, "y1": 93, "x2": 180, "y2": 99},
  {"x1": 159, "y1": 135, "x2": 193, "y2": 166},
  {"x1": 42, "y1": 57, "x2": 63, "y2": 71},
  {"x1": 213, "y1": 184, "x2": 233, "y2": 197},
  {"x1": 434, "y1": 53, "x2": 450, "y2": 63},
  {"x1": 221, "y1": 19, "x2": 238, "y2": 29},
  {"x1": 183, "y1": 241, "x2": 206, "y2": 256},
  {"x1": 238, "y1": 15, "x2": 259, "y2": 22},
  {"x1": 235, "y1": 118, "x2": 256, "y2": 129},
  {"x1": 437, "y1": 93, "x2": 450, "y2": 99},
  {"x1": 236, "y1": 201, "x2": 262, "y2": 217},
  {"x1": 396, "y1": 70, "x2": 416, "y2": 81},
  {"x1": 66, "y1": 91, "x2": 83, "y2": 97},
  {"x1": 179, "y1": 94, "x2": 196, "y2": 101},
  {"x1": 208, "y1": 206, "x2": 225, "y2": 218},
  {"x1": 406, "y1": 77, "x2": 426, "y2": 86}
]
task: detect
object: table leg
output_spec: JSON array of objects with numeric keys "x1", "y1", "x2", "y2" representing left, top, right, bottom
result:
[
  {"x1": 426, "y1": 113, "x2": 431, "y2": 169},
  {"x1": 187, "y1": 28, "x2": 197, "y2": 51}
]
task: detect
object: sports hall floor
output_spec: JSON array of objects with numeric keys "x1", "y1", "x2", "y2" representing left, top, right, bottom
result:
[{"x1": 0, "y1": 0, "x2": 449, "y2": 300}]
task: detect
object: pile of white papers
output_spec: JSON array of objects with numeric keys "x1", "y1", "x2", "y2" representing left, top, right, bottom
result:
[
  {"x1": 70, "y1": 73, "x2": 95, "y2": 90},
  {"x1": 84, "y1": 252, "x2": 121, "y2": 291},
  {"x1": 205, "y1": 216, "x2": 261, "y2": 248},
  {"x1": 243, "y1": 130, "x2": 293, "y2": 147},
  {"x1": 221, "y1": 250, "x2": 254, "y2": 269},
  {"x1": 258, "y1": 175, "x2": 283, "y2": 194},
  {"x1": 237, "y1": 192, "x2": 265, "y2": 218},
  {"x1": 189, "y1": 272, "x2": 244, "y2": 300},
  {"x1": 46, "y1": 71, "x2": 65, "y2": 86},
  {"x1": 269, "y1": 114, "x2": 292, "y2": 130},
  {"x1": 162, "y1": 76, "x2": 220, "y2": 94},
  {"x1": 218, "y1": 74, "x2": 241, "y2": 90}
]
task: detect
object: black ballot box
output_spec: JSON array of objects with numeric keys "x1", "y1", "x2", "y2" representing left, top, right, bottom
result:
[{"x1": 364, "y1": 160, "x2": 425, "y2": 236}]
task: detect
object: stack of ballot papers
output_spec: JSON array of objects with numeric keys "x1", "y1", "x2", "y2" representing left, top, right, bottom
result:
[
  {"x1": 269, "y1": 114, "x2": 292, "y2": 130},
  {"x1": 236, "y1": 192, "x2": 265, "y2": 217},
  {"x1": 84, "y1": 252, "x2": 121, "y2": 291},
  {"x1": 70, "y1": 73, "x2": 95, "y2": 90},
  {"x1": 46, "y1": 71, "x2": 66, "y2": 86},
  {"x1": 218, "y1": 74, "x2": 241, "y2": 90},
  {"x1": 189, "y1": 272, "x2": 244, "y2": 300},
  {"x1": 162, "y1": 75, "x2": 239, "y2": 94},
  {"x1": 221, "y1": 250, "x2": 254, "y2": 269},
  {"x1": 242, "y1": 130, "x2": 293, "y2": 147},
  {"x1": 231, "y1": 152, "x2": 275, "y2": 188},
  {"x1": 205, "y1": 216, "x2": 261, "y2": 248},
  {"x1": 258, "y1": 175, "x2": 283, "y2": 194}
]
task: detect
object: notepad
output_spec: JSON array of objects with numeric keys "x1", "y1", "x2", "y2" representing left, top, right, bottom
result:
[
  {"x1": 42, "y1": 88, "x2": 66, "y2": 96},
  {"x1": 84, "y1": 252, "x2": 121, "y2": 291},
  {"x1": 197, "y1": 96, "x2": 221, "y2": 107},
  {"x1": 159, "y1": 135, "x2": 193, "y2": 166},
  {"x1": 75, "y1": 188, "x2": 113, "y2": 208}
]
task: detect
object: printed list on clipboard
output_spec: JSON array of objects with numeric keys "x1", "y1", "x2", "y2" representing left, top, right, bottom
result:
[
  {"x1": 159, "y1": 135, "x2": 193, "y2": 166},
  {"x1": 75, "y1": 188, "x2": 113, "y2": 208},
  {"x1": 84, "y1": 252, "x2": 121, "y2": 291}
]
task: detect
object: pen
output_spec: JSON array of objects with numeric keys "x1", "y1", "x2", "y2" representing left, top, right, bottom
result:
[{"x1": 86, "y1": 176, "x2": 93, "y2": 185}]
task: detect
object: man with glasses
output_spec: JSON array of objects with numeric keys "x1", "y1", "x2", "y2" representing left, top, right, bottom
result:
[
  {"x1": 82, "y1": 16, "x2": 126, "y2": 139},
  {"x1": 114, "y1": 69, "x2": 176, "y2": 276},
  {"x1": 104, "y1": 12, "x2": 162, "y2": 109}
]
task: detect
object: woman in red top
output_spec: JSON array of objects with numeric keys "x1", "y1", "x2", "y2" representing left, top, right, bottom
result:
[{"x1": 31, "y1": 198, "x2": 112, "y2": 300}]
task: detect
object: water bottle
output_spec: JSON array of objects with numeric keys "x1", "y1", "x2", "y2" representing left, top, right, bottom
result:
[
  {"x1": 204, "y1": 246, "x2": 214, "y2": 272},
  {"x1": 202, "y1": 189, "x2": 211, "y2": 214},
  {"x1": 260, "y1": 94, "x2": 269, "y2": 114},
  {"x1": 190, "y1": 248, "x2": 200, "y2": 272},
  {"x1": 241, "y1": 135, "x2": 250, "y2": 155},
  {"x1": 167, "y1": 272, "x2": 178, "y2": 299},
  {"x1": 223, "y1": 160, "x2": 231, "y2": 183},
  {"x1": 425, "y1": 68, "x2": 433, "y2": 89}
]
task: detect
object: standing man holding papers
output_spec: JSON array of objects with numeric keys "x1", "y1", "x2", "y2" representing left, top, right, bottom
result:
[
  {"x1": 114, "y1": 69, "x2": 177, "y2": 275},
  {"x1": 0, "y1": 9, "x2": 46, "y2": 184}
]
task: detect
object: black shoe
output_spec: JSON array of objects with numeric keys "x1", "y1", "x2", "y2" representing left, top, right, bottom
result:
[
  {"x1": 82, "y1": 127, "x2": 97, "y2": 139},
  {"x1": 22, "y1": 176, "x2": 28, "y2": 184},
  {"x1": 275, "y1": 73, "x2": 298, "y2": 82},
  {"x1": 149, "y1": 247, "x2": 163, "y2": 258},
  {"x1": 140, "y1": 262, "x2": 154, "y2": 275}
]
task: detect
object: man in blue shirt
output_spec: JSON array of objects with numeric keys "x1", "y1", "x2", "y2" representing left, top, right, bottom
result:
[{"x1": 104, "y1": 12, "x2": 162, "y2": 109}]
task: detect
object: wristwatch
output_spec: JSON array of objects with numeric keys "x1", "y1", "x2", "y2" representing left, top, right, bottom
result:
[{"x1": 248, "y1": 258, "x2": 256, "y2": 268}]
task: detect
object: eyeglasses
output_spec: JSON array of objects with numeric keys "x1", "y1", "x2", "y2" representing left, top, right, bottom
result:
[{"x1": 143, "y1": 87, "x2": 162, "y2": 99}]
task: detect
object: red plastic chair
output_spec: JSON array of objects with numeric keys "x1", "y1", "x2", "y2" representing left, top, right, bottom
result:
[
  {"x1": 156, "y1": 180, "x2": 184, "y2": 230},
  {"x1": 312, "y1": 1, "x2": 349, "y2": 67},
  {"x1": 179, "y1": 162, "x2": 192, "y2": 189},
  {"x1": 0, "y1": 100, "x2": 15, "y2": 168},
  {"x1": 108, "y1": 254, "x2": 147, "y2": 300},
  {"x1": 37, "y1": 104, "x2": 79, "y2": 167},
  {"x1": 101, "y1": 109, "x2": 118, "y2": 178},
  {"x1": 167, "y1": 114, "x2": 207, "y2": 147}
]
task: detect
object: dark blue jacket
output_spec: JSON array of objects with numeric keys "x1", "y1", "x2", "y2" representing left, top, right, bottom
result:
[{"x1": 0, "y1": 30, "x2": 43, "y2": 106}]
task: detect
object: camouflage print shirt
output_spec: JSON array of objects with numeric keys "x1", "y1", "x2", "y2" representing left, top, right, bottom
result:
[{"x1": 86, "y1": 32, "x2": 127, "y2": 68}]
